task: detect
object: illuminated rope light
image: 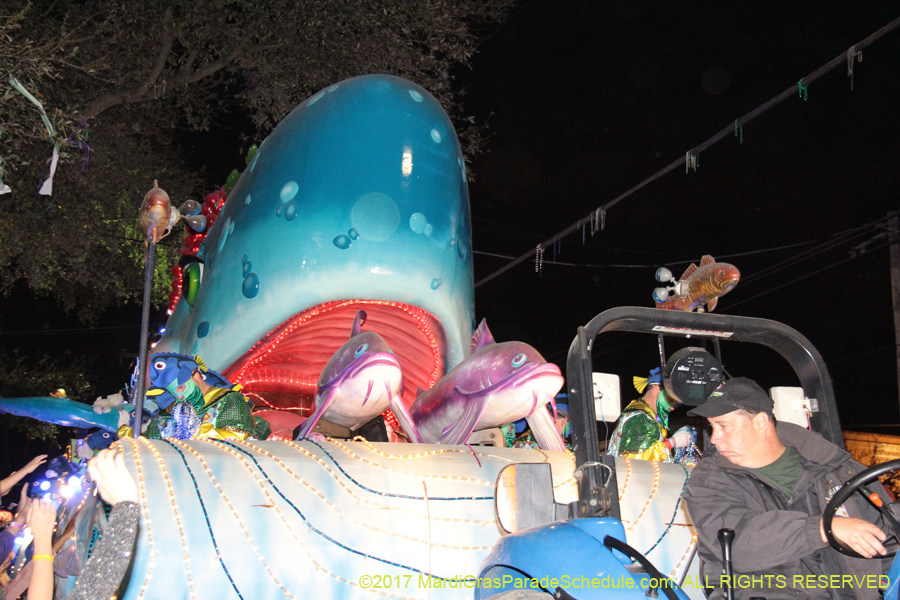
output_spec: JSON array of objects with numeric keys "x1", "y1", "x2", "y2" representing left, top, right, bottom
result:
[
  {"x1": 187, "y1": 441, "x2": 420, "y2": 600},
  {"x1": 139, "y1": 439, "x2": 197, "y2": 600},
  {"x1": 328, "y1": 440, "x2": 493, "y2": 486},
  {"x1": 643, "y1": 463, "x2": 690, "y2": 555},
  {"x1": 229, "y1": 299, "x2": 443, "y2": 392},
  {"x1": 168, "y1": 441, "x2": 298, "y2": 598},
  {"x1": 217, "y1": 440, "x2": 464, "y2": 582},
  {"x1": 423, "y1": 481, "x2": 432, "y2": 600},
  {"x1": 351, "y1": 438, "x2": 576, "y2": 492},
  {"x1": 160, "y1": 441, "x2": 245, "y2": 600},
  {"x1": 625, "y1": 461, "x2": 660, "y2": 532},
  {"x1": 535, "y1": 448, "x2": 577, "y2": 490},
  {"x1": 669, "y1": 533, "x2": 698, "y2": 579},
  {"x1": 301, "y1": 439, "x2": 493, "y2": 501},
  {"x1": 353, "y1": 437, "x2": 514, "y2": 462},
  {"x1": 202, "y1": 440, "x2": 491, "y2": 551},
  {"x1": 619, "y1": 457, "x2": 633, "y2": 502},
  {"x1": 235, "y1": 439, "x2": 494, "y2": 524},
  {"x1": 118, "y1": 439, "x2": 156, "y2": 600}
]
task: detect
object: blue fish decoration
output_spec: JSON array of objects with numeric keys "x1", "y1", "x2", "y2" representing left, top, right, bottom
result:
[{"x1": 145, "y1": 352, "x2": 232, "y2": 410}]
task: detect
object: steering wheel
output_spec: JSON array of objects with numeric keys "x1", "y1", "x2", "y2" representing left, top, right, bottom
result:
[{"x1": 823, "y1": 458, "x2": 900, "y2": 559}]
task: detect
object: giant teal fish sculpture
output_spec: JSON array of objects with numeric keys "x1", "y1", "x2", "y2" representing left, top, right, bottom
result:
[
  {"x1": 155, "y1": 74, "x2": 475, "y2": 416},
  {"x1": 296, "y1": 310, "x2": 411, "y2": 437},
  {"x1": 402, "y1": 321, "x2": 567, "y2": 451}
]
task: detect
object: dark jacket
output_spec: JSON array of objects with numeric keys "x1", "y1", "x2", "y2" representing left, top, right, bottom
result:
[{"x1": 684, "y1": 422, "x2": 892, "y2": 600}]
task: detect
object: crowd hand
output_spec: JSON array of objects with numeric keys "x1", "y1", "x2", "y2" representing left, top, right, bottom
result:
[
  {"x1": 88, "y1": 448, "x2": 138, "y2": 506},
  {"x1": 19, "y1": 455, "x2": 48, "y2": 476},
  {"x1": 823, "y1": 516, "x2": 888, "y2": 558},
  {"x1": 669, "y1": 427, "x2": 693, "y2": 448},
  {"x1": 11, "y1": 484, "x2": 33, "y2": 528},
  {"x1": 26, "y1": 499, "x2": 57, "y2": 542}
]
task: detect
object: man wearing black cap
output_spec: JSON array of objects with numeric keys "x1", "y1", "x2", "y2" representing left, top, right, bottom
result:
[{"x1": 684, "y1": 377, "x2": 892, "y2": 599}]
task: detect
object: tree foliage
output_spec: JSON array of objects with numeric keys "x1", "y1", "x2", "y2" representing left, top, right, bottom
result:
[
  {"x1": 0, "y1": 0, "x2": 513, "y2": 320},
  {"x1": 0, "y1": 351, "x2": 95, "y2": 446}
]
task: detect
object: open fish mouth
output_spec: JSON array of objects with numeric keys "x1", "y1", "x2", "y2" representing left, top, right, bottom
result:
[{"x1": 223, "y1": 299, "x2": 445, "y2": 416}]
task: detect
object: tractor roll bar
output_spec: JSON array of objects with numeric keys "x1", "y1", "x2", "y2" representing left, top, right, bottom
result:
[{"x1": 566, "y1": 307, "x2": 841, "y2": 518}]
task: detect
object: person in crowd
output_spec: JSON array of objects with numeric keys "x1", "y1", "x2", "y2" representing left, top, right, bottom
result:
[
  {"x1": 26, "y1": 447, "x2": 139, "y2": 600},
  {"x1": 1, "y1": 456, "x2": 47, "y2": 497},
  {"x1": 0, "y1": 485, "x2": 32, "y2": 573},
  {"x1": 684, "y1": 377, "x2": 893, "y2": 599},
  {"x1": 607, "y1": 367, "x2": 692, "y2": 461}
]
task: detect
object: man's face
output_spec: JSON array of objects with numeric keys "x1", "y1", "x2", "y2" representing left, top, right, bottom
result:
[{"x1": 708, "y1": 411, "x2": 764, "y2": 467}]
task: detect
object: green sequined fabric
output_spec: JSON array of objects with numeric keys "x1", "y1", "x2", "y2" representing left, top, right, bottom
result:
[
  {"x1": 144, "y1": 419, "x2": 162, "y2": 439},
  {"x1": 214, "y1": 391, "x2": 270, "y2": 439},
  {"x1": 615, "y1": 402, "x2": 663, "y2": 453}
]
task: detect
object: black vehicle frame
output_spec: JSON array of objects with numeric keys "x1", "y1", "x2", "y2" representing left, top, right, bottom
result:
[{"x1": 565, "y1": 306, "x2": 842, "y2": 519}]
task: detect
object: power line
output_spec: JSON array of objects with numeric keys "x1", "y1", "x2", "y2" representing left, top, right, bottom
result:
[
  {"x1": 473, "y1": 227, "x2": 868, "y2": 272},
  {"x1": 739, "y1": 217, "x2": 888, "y2": 286},
  {"x1": 474, "y1": 14, "x2": 900, "y2": 289},
  {"x1": 720, "y1": 239, "x2": 892, "y2": 312}
]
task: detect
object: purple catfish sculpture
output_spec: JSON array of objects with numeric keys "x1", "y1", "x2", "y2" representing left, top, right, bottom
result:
[
  {"x1": 296, "y1": 310, "x2": 415, "y2": 438},
  {"x1": 401, "y1": 320, "x2": 566, "y2": 451}
]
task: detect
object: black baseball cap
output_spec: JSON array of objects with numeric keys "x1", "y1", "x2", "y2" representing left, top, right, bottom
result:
[{"x1": 687, "y1": 377, "x2": 774, "y2": 418}]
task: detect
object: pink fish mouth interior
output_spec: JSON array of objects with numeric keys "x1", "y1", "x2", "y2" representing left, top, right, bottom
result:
[{"x1": 223, "y1": 300, "x2": 446, "y2": 416}]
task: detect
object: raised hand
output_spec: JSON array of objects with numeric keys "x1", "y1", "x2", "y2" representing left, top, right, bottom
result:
[{"x1": 88, "y1": 448, "x2": 138, "y2": 505}]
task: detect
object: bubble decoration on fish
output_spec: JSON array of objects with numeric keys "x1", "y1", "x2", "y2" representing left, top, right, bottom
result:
[{"x1": 154, "y1": 75, "x2": 475, "y2": 416}]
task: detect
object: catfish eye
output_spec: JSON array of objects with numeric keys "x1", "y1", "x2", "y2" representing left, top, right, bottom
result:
[
  {"x1": 182, "y1": 262, "x2": 203, "y2": 307},
  {"x1": 355, "y1": 344, "x2": 369, "y2": 357},
  {"x1": 153, "y1": 360, "x2": 166, "y2": 370},
  {"x1": 511, "y1": 353, "x2": 527, "y2": 368}
]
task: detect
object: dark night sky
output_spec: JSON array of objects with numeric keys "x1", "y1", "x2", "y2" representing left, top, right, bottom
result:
[
  {"x1": 3, "y1": 1, "x2": 899, "y2": 435},
  {"x1": 461, "y1": 1, "x2": 900, "y2": 428}
]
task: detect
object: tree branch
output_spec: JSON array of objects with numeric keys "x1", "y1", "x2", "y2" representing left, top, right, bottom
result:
[
  {"x1": 81, "y1": 41, "x2": 275, "y2": 119},
  {"x1": 179, "y1": 49, "x2": 198, "y2": 75},
  {"x1": 82, "y1": 18, "x2": 176, "y2": 118},
  {"x1": 166, "y1": 43, "x2": 276, "y2": 88}
]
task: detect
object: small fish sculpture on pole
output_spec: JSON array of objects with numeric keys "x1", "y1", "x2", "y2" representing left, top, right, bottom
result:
[
  {"x1": 133, "y1": 181, "x2": 179, "y2": 437},
  {"x1": 653, "y1": 255, "x2": 740, "y2": 312}
]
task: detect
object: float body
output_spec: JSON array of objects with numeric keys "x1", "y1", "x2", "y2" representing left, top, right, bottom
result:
[{"x1": 105, "y1": 440, "x2": 696, "y2": 599}]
